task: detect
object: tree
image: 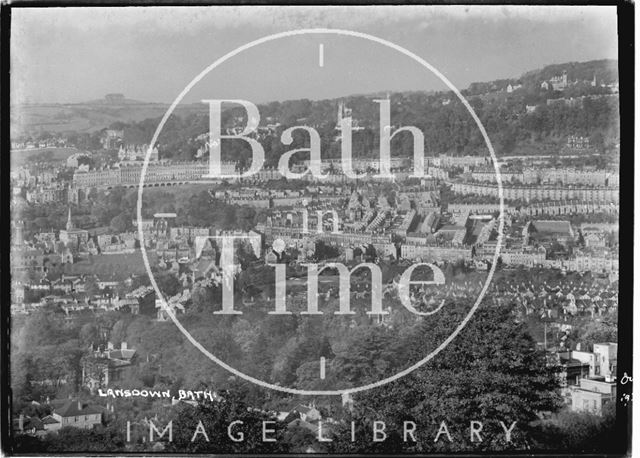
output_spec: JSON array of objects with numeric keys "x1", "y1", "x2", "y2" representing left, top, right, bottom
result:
[
  {"x1": 20, "y1": 311, "x2": 68, "y2": 348},
  {"x1": 235, "y1": 242, "x2": 258, "y2": 270},
  {"x1": 12, "y1": 354, "x2": 37, "y2": 404},
  {"x1": 530, "y1": 402, "x2": 618, "y2": 452},
  {"x1": 328, "y1": 303, "x2": 563, "y2": 453},
  {"x1": 190, "y1": 281, "x2": 220, "y2": 313},
  {"x1": 155, "y1": 271, "x2": 181, "y2": 297},
  {"x1": 110, "y1": 319, "x2": 130, "y2": 345},
  {"x1": 79, "y1": 322, "x2": 100, "y2": 347},
  {"x1": 580, "y1": 318, "x2": 617, "y2": 351},
  {"x1": 232, "y1": 319, "x2": 260, "y2": 353},
  {"x1": 283, "y1": 424, "x2": 322, "y2": 453},
  {"x1": 315, "y1": 241, "x2": 340, "y2": 260},
  {"x1": 236, "y1": 207, "x2": 256, "y2": 231},
  {"x1": 16, "y1": 425, "x2": 126, "y2": 453},
  {"x1": 331, "y1": 326, "x2": 397, "y2": 386},
  {"x1": 109, "y1": 212, "x2": 130, "y2": 233},
  {"x1": 90, "y1": 270, "x2": 108, "y2": 290},
  {"x1": 165, "y1": 390, "x2": 289, "y2": 454}
]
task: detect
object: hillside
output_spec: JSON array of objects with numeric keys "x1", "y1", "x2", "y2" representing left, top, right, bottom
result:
[
  {"x1": 12, "y1": 59, "x2": 619, "y2": 160},
  {"x1": 521, "y1": 59, "x2": 618, "y2": 86},
  {"x1": 116, "y1": 59, "x2": 620, "y2": 162},
  {"x1": 466, "y1": 59, "x2": 618, "y2": 96},
  {"x1": 11, "y1": 99, "x2": 208, "y2": 137}
]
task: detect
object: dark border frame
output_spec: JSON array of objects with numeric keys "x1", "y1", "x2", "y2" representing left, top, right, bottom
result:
[{"x1": 614, "y1": 1, "x2": 633, "y2": 456}]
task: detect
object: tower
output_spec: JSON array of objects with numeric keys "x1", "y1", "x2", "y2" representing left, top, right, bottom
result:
[
  {"x1": 67, "y1": 185, "x2": 79, "y2": 205},
  {"x1": 337, "y1": 101, "x2": 353, "y2": 127},
  {"x1": 150, "y1": 146, "x2": 159, "y2": 162},
  {"x1": 12, "y1": 221, "x2": 24, "y2": 246},
  {"x1": 66, "y1": 207, "x2": 73, "y2": 231},
  {"x1": 562, "y1": 70, "x2": 567, "y2": 86}
]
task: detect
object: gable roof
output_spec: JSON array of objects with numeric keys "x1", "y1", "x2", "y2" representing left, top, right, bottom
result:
[
  {"x1": 291, "y1": 404, "x2": 320, "y2": 416},
  {"x1": 282, "y1": 410, "x2": 301, "y2": 424},
  {"x1": 41, "y1": 415, "x2": 60, "y2": 425},
  {"x1": 54, "y1": 400, "x2": 103, "y2": 417},
  {"x1": 287, "y1": 418, "x2": 318, "y2": 432},
  {"x1": 531, "y1": 220, "x2": 573, "y2": 236},
  {"x1": 107, "y1": 348, "x2": 136, "y2": 361}
]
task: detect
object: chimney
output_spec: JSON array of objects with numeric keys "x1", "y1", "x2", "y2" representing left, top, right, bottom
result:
[
  {"x1": 18, "y1": 414, "x2": 24, "y2": 432},
  {"x1": 78, "y1": 400, "x2": 83, "y2": 411},
  {"x1": 576, "y1": 342, "x2": 581, "y2": 351},
  {"x1": 121, "y1": 342, "x2": 127, "y2": 350}
]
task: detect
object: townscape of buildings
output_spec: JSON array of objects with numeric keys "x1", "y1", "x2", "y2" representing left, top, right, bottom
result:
[{"x1": 11, "y1": 82, "x2": 621, "y2": 448}]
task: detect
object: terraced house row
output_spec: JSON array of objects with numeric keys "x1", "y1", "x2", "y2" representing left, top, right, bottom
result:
[
  {"x1": 72, "y1": 161, "x2": 237, "y2": 188},
  {"x1": 447, "y1": 181, "x2": 619, "y2": 204}
]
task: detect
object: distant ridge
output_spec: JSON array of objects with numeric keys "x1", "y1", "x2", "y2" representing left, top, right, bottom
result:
[
  {"x1": 12, "y1": 59, "x2": 618, "y2": 137},
  {"x1": 80, "y1": 94, "x2": 162, "y2": 106},
  {"x1": 520, "y1": 59, "x2": 618, "y2": 85},
  {"x1": 466, "y1": 59, "x2": 618, "y2": 95}
]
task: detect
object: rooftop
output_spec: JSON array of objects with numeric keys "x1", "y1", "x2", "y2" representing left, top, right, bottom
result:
[
  {"x1": 41, "y1": 415, "x2": 60, "y2": 425},
  {"x1": 531, "y1": 220, "x2": 573, "y2": 235},
  {"x1": 54, "y1": 400, "x2": 103, "y2": 417}
]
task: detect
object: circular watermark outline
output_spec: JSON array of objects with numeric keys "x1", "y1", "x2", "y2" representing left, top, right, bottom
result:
[{"x1": 137, "y1": 28, "x2": 504, "y2": 396}]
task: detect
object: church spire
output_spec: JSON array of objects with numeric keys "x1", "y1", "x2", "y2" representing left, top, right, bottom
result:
[{"x1": 66, "y1": 207, "x2": 73, "y2": 231}]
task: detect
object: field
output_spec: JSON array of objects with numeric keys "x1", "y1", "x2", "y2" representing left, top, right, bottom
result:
[
  {"x1": 63, "y1": 251, "x2": 158, "y2": 279},
  {"x1": 138, "y1": 183, "x2": 213, "y2": 201},
  {"x1": 11, "y1": 147, "x2": 84, "y2": 167},
  {"x1": 11, "y1": 101, "x2": 208, "y2": 136}
]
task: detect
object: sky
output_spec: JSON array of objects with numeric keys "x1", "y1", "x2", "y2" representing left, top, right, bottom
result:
[{"x1": 11, "y1": 6, "x2": 619, "y2": 105}]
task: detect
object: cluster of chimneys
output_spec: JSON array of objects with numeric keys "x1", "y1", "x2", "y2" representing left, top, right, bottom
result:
[
  {"x1": 89, "y1": 341, "x2": 129, "y2": 354},
  {"x1": 106, "y1": 341, "x2": 128, "y2": 351}
]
